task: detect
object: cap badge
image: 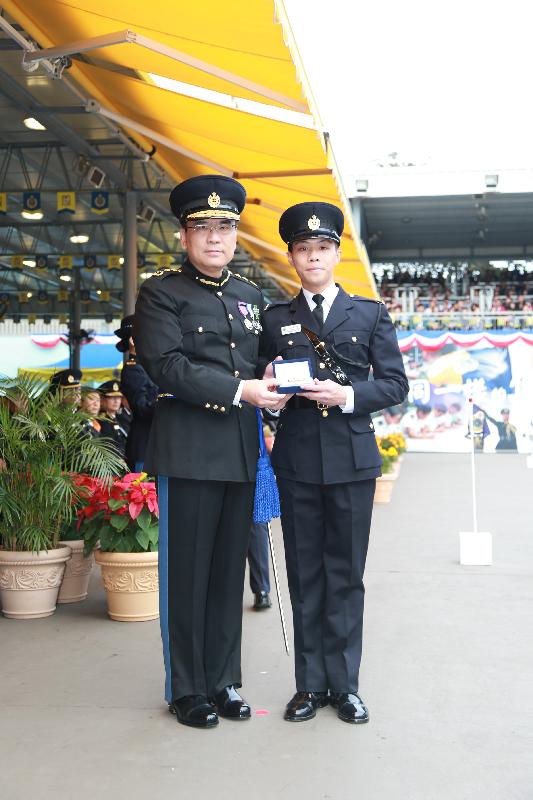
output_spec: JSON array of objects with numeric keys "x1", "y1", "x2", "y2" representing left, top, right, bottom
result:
[
  {"x1": 67, "y1": 374, "x2": 75, "y2": 383},
  {"x1": 113, "y1": 382, "x2": 119, "y2": 391},
  {"x1": 208, "y1": 192, "x2": 221, "y2": 209},
  {"x1": 308, "y1": 214, "x2": 320, "y2": 231}
]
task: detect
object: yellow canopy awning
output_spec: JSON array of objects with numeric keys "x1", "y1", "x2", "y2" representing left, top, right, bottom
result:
[{"x1": 5, "y1": 0, "x2": 376, "y2": 297}]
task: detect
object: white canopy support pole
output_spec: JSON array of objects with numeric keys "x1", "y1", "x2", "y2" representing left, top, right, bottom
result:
[
  {"x1": 22, "y1": 29, "x2": 308, "y2": 112},
  {"x1": 237, "y1": 230, "x2": 287, "y2": 256},
  {"x1": 22, "y1": 29, "x2": 134, "y2": 63},
  {"x1": 86, "y1": 100, "x2": 232, "y2": 176}
]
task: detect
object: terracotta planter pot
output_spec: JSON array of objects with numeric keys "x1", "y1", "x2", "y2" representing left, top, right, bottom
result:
[
  {"x1": 58, "y1": 539, "x2": 95, "y2": 604},
  {"x1": 0, "y1": 545, "x2": 72, "y2": 619},
  {"x1": 95, "y1": 550, "x2": 159, "y2": 622},
  {"x1": 374, "y1": 473, "x2": 395, "y2": 504}
]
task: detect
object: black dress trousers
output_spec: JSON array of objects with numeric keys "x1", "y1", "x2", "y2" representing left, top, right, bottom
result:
[
  {"x1": 160, "y1": 477, "x2": 255, "y2": 701},
  {"x1": 278, "y1": 477, "x2": 375, "y2": 693},
  {"x1": 247, "y1": 521, "x2": 270, "y2": 594}
]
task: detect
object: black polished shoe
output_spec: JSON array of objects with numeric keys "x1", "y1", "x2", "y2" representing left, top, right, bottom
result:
[
  {"x1": 284, "y1": 691, "x2": 329, "y2": 722},
  {"x1": 214, "y1": 685, "x2": 251, "y2": 720},
  {"x1": 168, "y1": 695, "x2": 219, "y2": 729},
  {"x1": 253, "y1": 591, "x2": 272, "y2": 610},
  {"x1": 329, "y1": 692, "x2": 369, "y2": 724}
]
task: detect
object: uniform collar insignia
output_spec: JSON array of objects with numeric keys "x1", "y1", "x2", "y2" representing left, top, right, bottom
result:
[{"x1": 183, "y1": 259, "x2": 230, "y2": 288}]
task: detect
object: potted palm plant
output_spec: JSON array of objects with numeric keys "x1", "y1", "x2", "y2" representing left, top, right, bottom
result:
[
  {"x1": 78, "y1": 472, "x2": 159, "y2": 622},
  {"x1": 0, "y1": 375, "x2": 125, "y2": 619}
]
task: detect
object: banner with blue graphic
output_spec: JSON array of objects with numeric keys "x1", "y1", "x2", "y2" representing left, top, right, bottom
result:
[{"x1": 374, "y1": 330, "x2": 533, "y2": 453}]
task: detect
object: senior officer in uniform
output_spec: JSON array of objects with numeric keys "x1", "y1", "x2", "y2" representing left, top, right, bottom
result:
[
  {"x1": 261, "y1": 202, "x2": 409, "y2": 724},
  {"x1": 134, "y1": 175, "x2": 281, "y2": 730},
  {"x1": 115, "y1": 315, "x2": 158, "y2": 471}
]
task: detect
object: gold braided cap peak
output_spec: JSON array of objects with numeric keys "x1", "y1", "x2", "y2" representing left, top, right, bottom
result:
[{"x1": 186, "y1": 209, "x2": 240, "y2": 220}]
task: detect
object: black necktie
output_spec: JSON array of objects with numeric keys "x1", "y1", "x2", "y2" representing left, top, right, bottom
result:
[{"x1": 312, "y1": 293, "x2": 324, "y2": 331}]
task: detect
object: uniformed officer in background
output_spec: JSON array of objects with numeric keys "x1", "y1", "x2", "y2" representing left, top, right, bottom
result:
[
  {"x1": 79, "y1": 387, "x2": 102, "y2": 438},
  {"x1": 115, "y1": 315, "x2": 158, "y2": 471},
  {"x1": 261, "y1": 202, "x2": 409, "y2": 725},
  {"x1": 97, "y1": 380, "x2": 128, "y2": 457},
  {"x1": 134, "y1": 175, "x2": 281, "y2": 729},
  {"x1": 116, "y1": 396, "x2": 133, "y2": 437},
  {"x1": 246, "y1": 414, "x2": 275, "y2": 610},
  {"x1": 247, "y1": 521, "x2": 271, "y2": 610},
  {"x1": 49, "y1": 368, "x2": 82, "y2": 404}
]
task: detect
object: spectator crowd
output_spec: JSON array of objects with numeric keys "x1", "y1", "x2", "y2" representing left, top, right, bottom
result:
[{"x1": 379, "y1": 283, "x2": 533, "y2": 330}]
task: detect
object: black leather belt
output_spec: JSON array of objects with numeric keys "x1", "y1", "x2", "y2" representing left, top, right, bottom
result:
[
  {"x1": 287, "y1": 396, "x2": 335, "y2": 417},
  {"x1": 287, "y1": 396, "x2": 316, "y2": 410}
]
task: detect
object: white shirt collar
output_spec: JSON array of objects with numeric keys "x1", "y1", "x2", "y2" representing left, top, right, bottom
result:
[{"x1": 302, "y1": 283, "x2": 339, "y2": 316}]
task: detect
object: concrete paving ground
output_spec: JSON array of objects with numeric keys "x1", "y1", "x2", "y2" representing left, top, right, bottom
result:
[{"x1": 1, "y1": 453, "x2": 532, "y2": 800}]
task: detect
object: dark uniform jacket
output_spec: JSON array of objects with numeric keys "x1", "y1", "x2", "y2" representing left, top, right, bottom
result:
[
  {"x1": 82, "y1": 417, "x2": 102, "y2": 439},
  {"x1": 116, "y1": 406, "x2": 132, "y2": 436},
  {"x1": 261, "y1": 286, "x2": 409, "y2": 484},
  {"x1": 98, "y1": 414, "x2": 128, "y2": 457},
  {"x1": 120, "y1": 356, "x2": 158, "y2": 469},
  {"x1": 134, "y1": 260, "x2": 264, "y2": 481}
]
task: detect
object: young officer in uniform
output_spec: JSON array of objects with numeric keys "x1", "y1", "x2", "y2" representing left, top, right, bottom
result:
[
  {"x1": 97, "y1": 380, "x2": 128, "y2": 457},
  {"x1": 134, "y1": 175, "x2": 281, "y2": 729},
  {"x1": 115, "y1": 315, "x2": 158, "y2": 471},
  {"x1": 80, "y1": 387, "x2": 103, "y2": 438},
  {"x1": 261, "y1": 202, "x2": 409, "y2": 724}
]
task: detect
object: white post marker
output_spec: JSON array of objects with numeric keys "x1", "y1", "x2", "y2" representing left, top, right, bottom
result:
[{"x1": 459, "y1": 396, "x2": 493, "y2": 565}]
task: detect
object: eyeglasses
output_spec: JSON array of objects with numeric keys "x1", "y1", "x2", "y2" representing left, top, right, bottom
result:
[{"x1": 185, "y1": 221, "x2": 238, "y2": 235}]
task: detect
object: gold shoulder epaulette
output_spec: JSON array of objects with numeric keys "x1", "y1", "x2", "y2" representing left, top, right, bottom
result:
[
  {"x1": 151, "y1": 267, "x2": 182, "y2": 278},
  {"x1": 231, "y1": 271, "x2": 259, "y2": 289}
]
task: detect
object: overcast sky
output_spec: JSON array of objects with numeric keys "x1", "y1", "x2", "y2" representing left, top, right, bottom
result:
[{"x1": 284, "y1": 0, "x2": 533, "y2": 195}]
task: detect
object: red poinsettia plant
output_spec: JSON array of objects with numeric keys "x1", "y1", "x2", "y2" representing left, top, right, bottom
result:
[{"x1": 76, "y1": 472, "x2": 159, "y2": 556}]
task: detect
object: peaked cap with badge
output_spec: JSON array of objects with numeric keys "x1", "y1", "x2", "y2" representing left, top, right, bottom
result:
[
  {"x1": 279, "y1": 201, "x2": 344, "y2": 246},
  {"x1": 49, "y1": 368, "x2": 82, "y2": 394},
  {"x1": 97, "y1": 379, "x2": 123, "y2": 397},
  {"x1": 114, "y1": 315, "x2": 135, "y2": 353},
  {"x1": 169, "y1": 174, "x2": 246, "y2": 224}
]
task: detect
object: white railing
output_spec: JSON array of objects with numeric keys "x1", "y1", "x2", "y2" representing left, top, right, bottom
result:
[{"x1": 390, "y1": 312, "x2": 533, "y2": 330}]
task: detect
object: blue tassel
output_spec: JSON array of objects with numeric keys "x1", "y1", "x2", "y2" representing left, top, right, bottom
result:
[{"x1": 253, "y1": 409, "x2": 280, "y2": 523}]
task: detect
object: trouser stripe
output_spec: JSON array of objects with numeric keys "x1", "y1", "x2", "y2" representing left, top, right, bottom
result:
[{"x1": 157, "y1": 475, "x2": 171, "y2": 703}]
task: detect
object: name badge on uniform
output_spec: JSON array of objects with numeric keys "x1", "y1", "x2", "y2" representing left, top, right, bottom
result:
[{"x1": 281, "y1": 323, "x2": 301, "y2": 336}]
